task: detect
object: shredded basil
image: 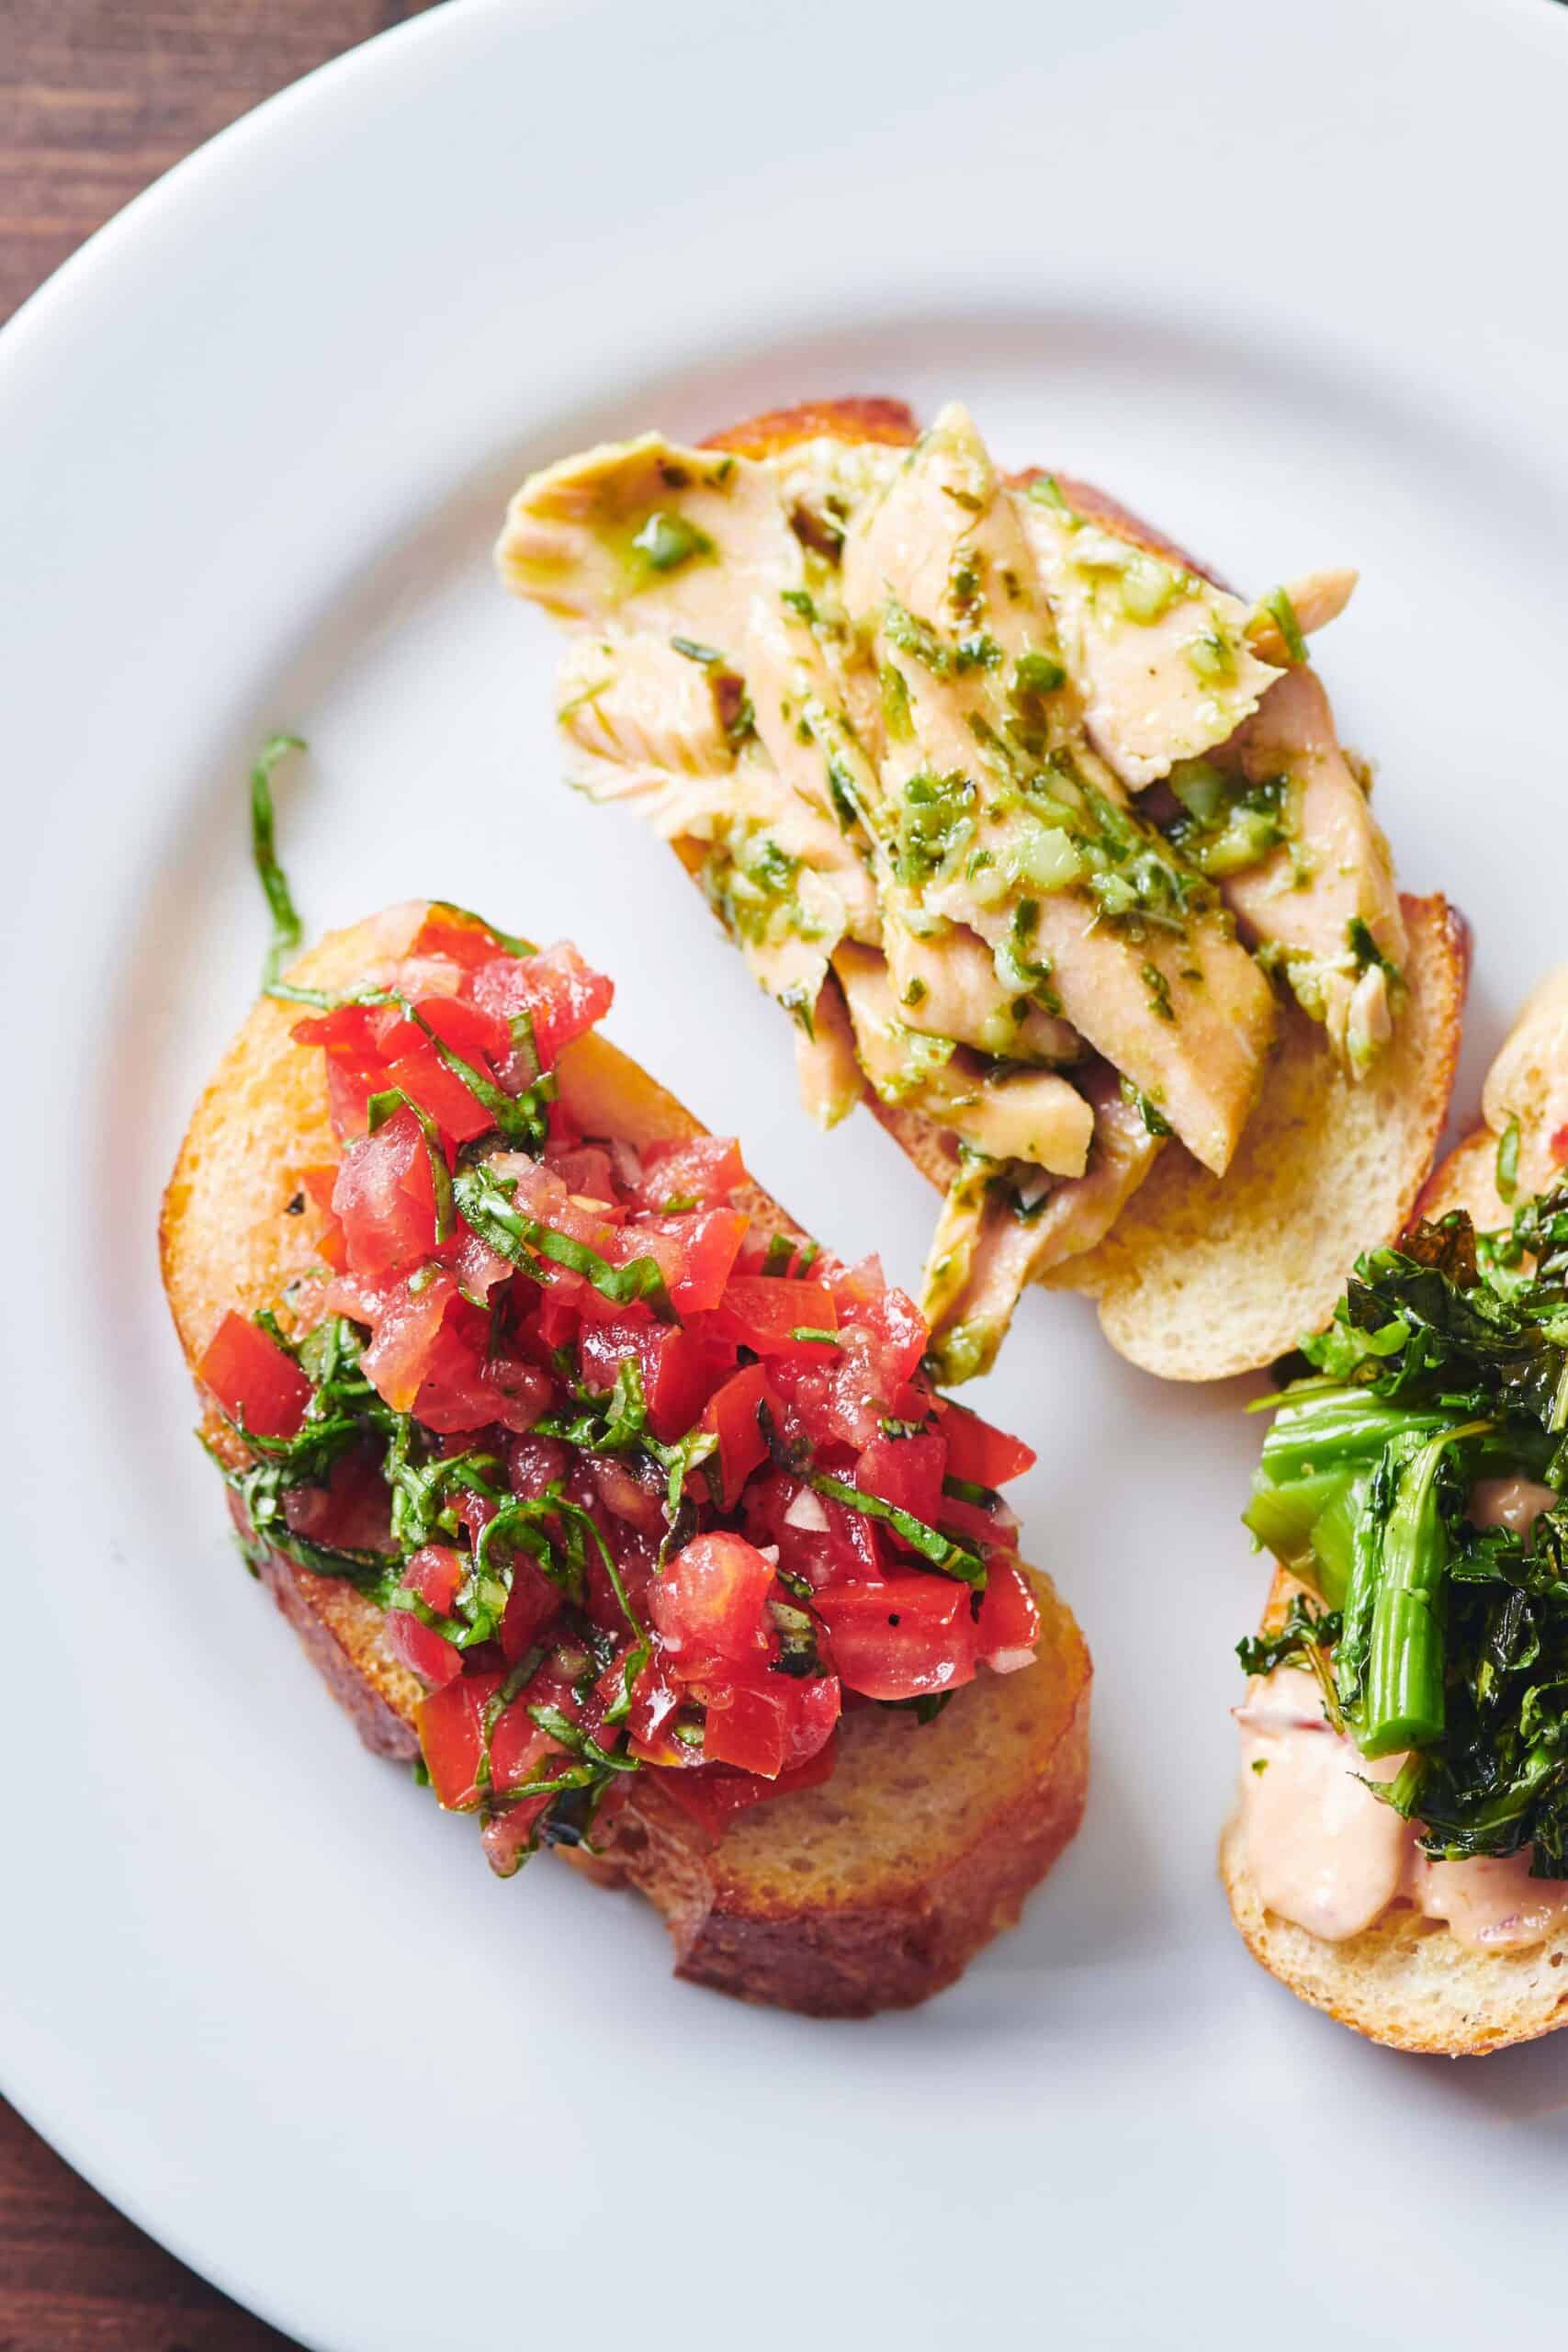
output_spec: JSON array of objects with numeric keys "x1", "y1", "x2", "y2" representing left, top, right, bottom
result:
[
  {"x1": 250, "y1": 732, "x2": 307, "y2": 990},
  {"x1": 811, "y1": 1472, "x2": 987, "y2": 1588},
  {"x1": 453, "y1": 1162, "x2": 676, "y2": 1321}
]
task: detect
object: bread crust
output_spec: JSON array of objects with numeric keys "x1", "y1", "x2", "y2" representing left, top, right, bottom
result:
[
  {"x1": 162, "y1": 906, "x2": 1090, "y2": 2015},
  {"x1": 691, "y1": 399, "x2": 1464, "y2": 1379},
  {"x1": 1223, "y1": 972, "x2": 1568, "y2": 2054}
]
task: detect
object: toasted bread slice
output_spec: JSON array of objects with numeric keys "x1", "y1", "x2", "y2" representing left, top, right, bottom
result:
[
  {"x1": 1050, "y1": 894, "x2": 1469, "y2": 1381},
  {"x1": 1222, "y1": 973, "x2": 1568, "y2": 2055},
  {"x1": 683, "y1": 401, "x2": 1467, "y2": 1381},
  {"x1": 161, "y1": 904, "x2": 1090, "y2": 2016},
  {"x1": 1222, "y1": 1568, "x2": 1568, "y2": 2057}
]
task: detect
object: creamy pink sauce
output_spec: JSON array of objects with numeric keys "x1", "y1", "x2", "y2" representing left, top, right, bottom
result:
[{"x1": 1237, "y1": 1477, "x2": 1568, "y2": 1951}]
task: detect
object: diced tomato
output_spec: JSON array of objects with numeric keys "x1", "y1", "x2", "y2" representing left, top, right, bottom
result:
[
  {"x1": 354, "y1": 1268, "x2": 457, "y2": 1412},
  {"x1": 625, "y1": 1206, "x2": 749, "y2": 1315},
  {"x1": 705, "y1": 1275, "x2": 840, "y2": 1355},
  {"x1": 322, "y1": 1057, "x2": 376, "y2": 1141},
  {"x1": 490, "y1": 1683, "x2": 570, "y2": 1793},
  {"x1": 974, "y1": 1558, "x2": 1041, "y2": 1671},
  {"x1": 290, "y1": 1001, "x2": 383, "y2": 1061},
  {"x1": 845, "y1": 1284, "x2": 928, "y2": 1385},
  {"x1": 818, "y1": 1486, "x2": 886, "y2": 1580},
  {"x1": 940, "y1": 1398, "x2": 1036, "y2": 1487},
  {"x1": 652, "y1": 1732, "x2": 840, "y2": 1837},
  {"x1": 631, "y1": 1133, "x2": 746, "y2": 1213},
  {"x1": 1552, "y1": 1123, "x2": 1568, "y2": 1168},
  {"x1": 387, "y1": 1608, "x2": 463, "y2": 1689},
  {"x1": 445, "y1": 1221, "x2": 513, "y2": 1305},
  {"x1": 333, "y1": 1105, "x2": 441, "y2": 1280},
  {"x1": 401, "y1": 1544, "x2": 464, "y2": 1613},
  {"x1": 417, "y1": 1671, "x2": 496, "y2": 1809},
  {"x1": 471, "y1": 942, "x2": 614, "y2": 1068},
  {"x1": 197, "y1": 1311, "x2": 310, "y2": 1438},
  {"x1": 651, "y1": 1532, "x2": 774, "y2": 1664},
  {"x1": 412, "y1": 1316, "x2": 550, "y2": 1437},
  {"x1": 406, "y1": 908, "x2": 510, "y2": 970},
  {"x1": 814, "y1": 1575, "x2": 977, "y2": 1702},
  {"x1": 586, "y1": 1452, "x2": 666, "y2": 1535},
  {"x1": 626, "y1": 1657, "x2": 696, "y2": 1766},
  {"x1": 499, "y1": 1555, "x2": 562, "y2": 1661},
  {"x1": 532, "y1": 1273, "x2": 585, "y2": 1351},
  {"x1": 578, "y1": 1317, "x2": 715, "y2": 1444},
  {"x1": 417, "y1": 1667, "x2": 575, "y2": 1810},
  {"x1": 507, "y1": 1433, "x2": 570, "y2": 1497},
  {"x1": 855, "y1": 1430, "x2": 947, "y2": 1532},
  {"x1": 544, "y1": 1142, "x2": 621, "y2": 1204},
  {"x1": 703, "y1": 1362, "x2": 773, "y2": 1506},
  {"x1": 294, "y1": 1164, "x2": 347, "y2": 1270},
  {"x1": 374, "y1": 1046, "x2": 492, "y2": 1143},
  {"x1": 695, "y1": 1666, "x2": 840, "y2": 1777}
]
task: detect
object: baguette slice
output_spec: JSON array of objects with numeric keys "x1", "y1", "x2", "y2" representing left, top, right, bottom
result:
[
  {"x1": 691, "y1": 401, "x2": 1470, "y2": 1380},
  {"x1": 161, "y1": 903, "x2": 1090, "y2": 2018},
  {"x1": 1221, "y1": 969, "x2": 1568, "y2": 2055}
]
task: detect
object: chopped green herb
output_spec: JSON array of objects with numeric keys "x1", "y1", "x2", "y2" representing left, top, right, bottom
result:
[
  {"x1": 250, "y1": 732, "x2": 307, "y2": 991},
  {"x1": 631, "y1": 511, "x2": 713, "y2": 575},
  {"x1": 1256, "y1": 584, "x2": 1307, "y2": 665}
]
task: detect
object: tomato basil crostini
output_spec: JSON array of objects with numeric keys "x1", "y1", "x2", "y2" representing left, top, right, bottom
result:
[{"x1": 162, "y1": 839, "x2": 1089, "y2": 2010}]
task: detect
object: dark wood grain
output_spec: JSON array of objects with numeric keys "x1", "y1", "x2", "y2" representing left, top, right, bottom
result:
[
  {"x1": 1, "y1": 0, "x2": 438, "y2": 322},
  {"x1": 0, "y1": 11, "x2": 438, "y2": 2334},
  {"x1": 0, "y1": 2100, "x2": 299, "y2": 2349}
]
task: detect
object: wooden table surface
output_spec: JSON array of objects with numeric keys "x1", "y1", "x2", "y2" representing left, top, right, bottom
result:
[{"x1": 1, "y1": 14, "x2": 437, "y2": 2340}]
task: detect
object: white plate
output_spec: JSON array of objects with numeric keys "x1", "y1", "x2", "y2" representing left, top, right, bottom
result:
[{"x1": 5, "y1": 1, "x2": 1568, "y2": 2344}]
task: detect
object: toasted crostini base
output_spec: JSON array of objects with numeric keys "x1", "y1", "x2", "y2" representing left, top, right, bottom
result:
[
  {"x1": 162, "y1": 907, "x2": 1090, "y2": 2016},
  {"x1": 1052, "y1": 894, "x2": 1469, "y2": 1380},
  {"x1": 1221, "y1": 1812, "x2": 1568, "y2": 2057},
  {"x1": 1225, "y1": 946, "x2": 1568, "y2": 2071}
]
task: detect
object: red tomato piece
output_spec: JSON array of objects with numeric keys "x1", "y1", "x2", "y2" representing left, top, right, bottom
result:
[
  {"x1": 376, "y1": 1045, "x2": 494, "y2": 1144},
  {"x1": 652, "y1": 1732, "x2": 840, "y2": 1837},
  {"x1": 973, "y1": 1558, "x2": 1041, "y2": 1671},
  {"x1": 814, "y1": 1576, "x2": 977, "y2": 1702},
  {"x1": 417, "y1": 1672, "x2": 497, "y2": 1809},
  {"x1": 406, "y1": 909, "x2": 511, "y2": 970},
  {"x1": 940, "y1": 1399, "x2": 1036, "y2": 1487},
  {"x1": 387, "y1": 1609, "x2": 463, "y2": 1689},
  {"x1": 357, "y1": 1269, "x2": 458, "y2": 1412},
  {"x1": 418, "y1": 1322, "x2": 550, "y2": 1437},
  {"x1": 401, "y1": 1544, "x2": 465, "y2": 1614},
  {"x1": 631, "y1": 1133, "x2": 746, "y2": 1213},
  {"x1": 855, "y1": 1430, "x2": 947, "y2": 1532},
  {"x1": 471, "y1": 942, "x2": 614, "y2": 1068},
  {"x1": 197, "y1": 1311, "x2": 310, "y2": 1438},
  {"x1": 290, "y1": 1001, "x2": 383, "y2": 1061},
  {"x1": 332, "y1": 1105, "x2": 441, "y2": 1281},
  {"x1": 651, "y1": 1531, "x2": 774, "y2": 1665},
  {"x1": 703, "y1": 1362, "x2": 774, "y2": 1506},
  {"x1": 544, "y1": 1143, "x2": 621, "y2": 1204},
  {"x1": 578, "y1": 1317, "x2": 714, "y2": 1444},
  {"x1": 507, "y1": 1433, "x2": 570, "y2": 1498},
  {"x1": 705, "y1": 1275, "x2": 840, "y2": 1356},
  {"x1": 697, "y1": 1667, "x2": 840, "y2": 1777},
  {"x1": 499, "y1": 1555, "x2": 562, "y2": 1662},
  {"x1": 297, "y1": 1164, "x2": 347, "y2": 1272},
  {"x1": 626, "y1": 1207, "x2": 749, "y2": 1314}
]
